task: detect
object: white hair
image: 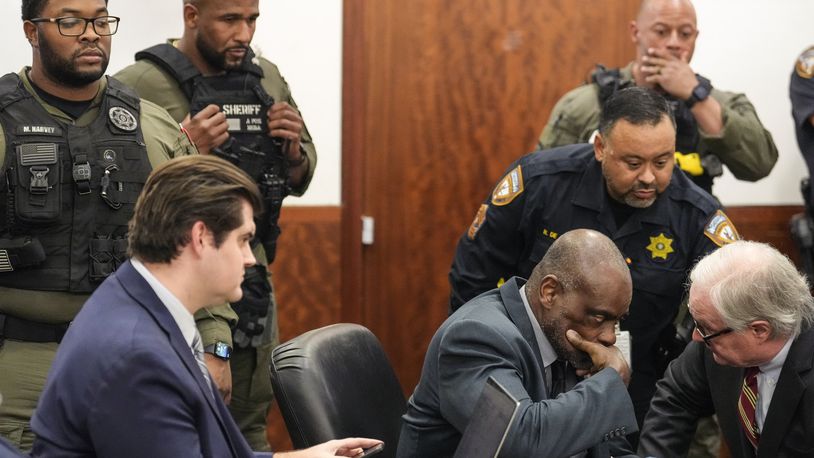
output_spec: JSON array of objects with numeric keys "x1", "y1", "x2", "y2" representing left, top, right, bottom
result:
[{"x1": 689, "y1": 241, "x2": 814, "y2": 338}]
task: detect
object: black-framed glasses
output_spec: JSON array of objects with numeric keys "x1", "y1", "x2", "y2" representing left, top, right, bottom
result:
[
  {"x1": 693, "y1": 319, "x2": 734, "y2": 345},
  {"x1": 29, "y1": 16, "x2": 120, "y2": 37}
]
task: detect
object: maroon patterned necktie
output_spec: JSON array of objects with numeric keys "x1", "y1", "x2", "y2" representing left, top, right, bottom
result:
[{"x1": 738, "y1": 366, "x2": 760, "y2": 449}]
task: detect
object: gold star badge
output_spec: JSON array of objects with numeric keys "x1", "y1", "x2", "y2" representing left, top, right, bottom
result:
[{"x1": 647, "y1": 233, "x2": 674, "y2": 260}]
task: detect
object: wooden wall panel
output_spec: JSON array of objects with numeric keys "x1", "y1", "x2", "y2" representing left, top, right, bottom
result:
[
  {"x1": 266, "y1": 206, "x2": 341, "y2": 451},
  {"x1": 271, "y1": 206, "x2": 342, "y2": 342},
  {"x1": 725, "y1": 205, "x2": 804, "y2": 266},
  {"x1": 343, "y1": 0, "x2": 642, "y2": 395}
]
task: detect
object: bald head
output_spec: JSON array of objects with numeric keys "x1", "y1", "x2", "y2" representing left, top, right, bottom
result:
[
  {"x1": 631, "y1": 0, "x2": 699, "y2": 64},
  {"x1": 527, "y1": 229, "x2": 632, "y2": 369},
  {"x1": 526, "y1": 229, "x2": 631, "y2": 303},
  {"x1": 183, "y1": 0, "x2": 219, "y2": 12},
  {"x1": 637, "y1": 0, "x2": 696, "y2": 24}
]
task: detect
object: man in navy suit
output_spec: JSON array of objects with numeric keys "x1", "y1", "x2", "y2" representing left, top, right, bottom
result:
[
  {"x1": 0, "y1": 435, "x2": 23, "y2": 458},
  {"x1": 639, "y1": 241, "x2": 814, "y2": 457},
  {"x1": 30, "y1": 155, "x2": 381, "y2": 457}
]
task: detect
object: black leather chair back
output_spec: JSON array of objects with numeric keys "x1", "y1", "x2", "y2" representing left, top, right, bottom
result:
[{"x1": 270, "y1": 323, "x2": 406, "y2": 457}]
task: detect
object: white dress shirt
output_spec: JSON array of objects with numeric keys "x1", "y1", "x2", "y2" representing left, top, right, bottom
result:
[
  {"x1": 131, "y1": 258, "x2": 198, "y2": 353},
  {"x1": 755, "y1": 336, "x2": 793, "y2": 432}
]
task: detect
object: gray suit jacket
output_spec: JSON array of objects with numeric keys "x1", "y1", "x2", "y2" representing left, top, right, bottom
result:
[
  {"x1": 639, "y1": 328, "x2": 814, "y2": 457},
  {"x1": 396, "y1": 277, "x2": 638, "y2": 458}
]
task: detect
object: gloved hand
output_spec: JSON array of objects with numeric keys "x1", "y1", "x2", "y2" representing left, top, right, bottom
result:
[{"x1": 232, "y1": 263, "x2": 272, "y2": 348}]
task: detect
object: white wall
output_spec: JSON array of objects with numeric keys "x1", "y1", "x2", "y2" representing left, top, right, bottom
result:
[
  {"x1": 0, "y1": 0, "x2": 342, "y2": 206},
  {"x1": 692, "y1": 0, "x2": 813, "y2": 205},
  {"x1": 1, "y1": 1, "x2": 811, "y2": 206}
]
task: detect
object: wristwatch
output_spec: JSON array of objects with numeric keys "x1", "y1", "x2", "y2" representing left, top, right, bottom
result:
[
  {"x1": 203, "y1": 341, "x2": 233, "y2": 361},
  {"x1": 685, "y1": 79, "x2": 712, "y2": 108}
]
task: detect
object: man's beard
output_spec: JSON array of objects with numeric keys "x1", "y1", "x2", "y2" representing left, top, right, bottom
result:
[
  {"x1": 603, "y1": 170, "x2": 659, "y2": 208},
  {"x1": 541, "y1": 311, "x2": 593, "y2": 370},
  {"x1": 620, "y1": 182, "x2": 658, "y2": 208},
  {"x1": 39, "y1": 36, "x2": 107, "y2": 88},
  {"x1": 196, "y1": 34, "x2": 248, "y2": 72}
]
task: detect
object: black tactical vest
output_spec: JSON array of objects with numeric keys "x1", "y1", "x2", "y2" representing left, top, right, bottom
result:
[
  {"x1": 135, "y1": 44, "x2": 289, "y2": 262},
  {"x1": 0, "y1": 74, "x2": 151, "y2": 292}
]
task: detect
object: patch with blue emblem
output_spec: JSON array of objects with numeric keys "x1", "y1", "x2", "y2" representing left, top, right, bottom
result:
[
  {"x1": 491, "y1": 165, "x2": 524, "y2": 206},
  {"x1": 704, "y1": 210, "x2": 739, "y2": 247}
]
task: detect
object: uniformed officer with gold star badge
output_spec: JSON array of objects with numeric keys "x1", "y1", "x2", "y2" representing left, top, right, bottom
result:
[{"x1": 449, "y1": 87, "x2": 738, "y2": 431}]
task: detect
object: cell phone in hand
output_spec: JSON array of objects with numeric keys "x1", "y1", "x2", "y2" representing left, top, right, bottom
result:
[{"x1": 353, "y1": 443, "x2": 384, "y2": 457}]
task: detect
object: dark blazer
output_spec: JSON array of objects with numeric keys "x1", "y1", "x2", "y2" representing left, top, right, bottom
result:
[
  {"x1": 0, "y1": 437, "x2": 24, "y2": 458},
  {"x1": 639, "y1": 328, "x2": 814, "y2": 457},
  {"x1": 30, "y1": 261, "x2": 267, "y2": 458},
  {"x1": 396, "y1": 277, "x2": 638, "y2": 458}
]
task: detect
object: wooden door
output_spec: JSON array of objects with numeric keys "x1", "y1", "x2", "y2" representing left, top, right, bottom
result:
[{"x1": 342, "y1": 0, "x2": 641, "y2": 393}]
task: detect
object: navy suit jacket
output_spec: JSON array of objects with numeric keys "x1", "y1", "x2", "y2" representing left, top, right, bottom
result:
[
  {"x1": 31, "y1": 261, "x2": 268, "y2": 458},
  {"x1": 640, "y1": 328, "x2": 814, "y2": 457},
  {"x1": 397, "y1": 277, "x2": 638, "y2": 458},
  {"x1": 0, "y1": 437, "x2": 24, "y2": 457}
]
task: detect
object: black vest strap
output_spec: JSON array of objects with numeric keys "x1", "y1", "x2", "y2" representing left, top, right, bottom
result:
[
  {"x1": 135, "y1": 44, "x2": 201, "y2": 100},
  {"x1": 0, "y1": 73, "x2": 32, "y2": 113},
  {"x1": 105, "y1": 76, "x2": 141, "y2": 111},
  {"x1": 135, "y1": 43, "x2": 265, "y2": 100}
]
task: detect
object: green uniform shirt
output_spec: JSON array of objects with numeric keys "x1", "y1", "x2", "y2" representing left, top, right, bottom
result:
[
  {"x1": 538, "y1": 62, "x2": 778, "y2": 182},
  {"x1": 115, "y1": 45, "x2": 317, "y2": 348},
  {"x1": 0, "y1": 68, "x2": 197, "y2": 324},
  {"x1": 114, "y1": 44, "x2": 317, "y2": 197}
]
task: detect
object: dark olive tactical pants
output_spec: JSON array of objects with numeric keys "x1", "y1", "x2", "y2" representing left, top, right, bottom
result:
[
  {"x1": 0, "y1": 340, "x2": 58, "y2": 452},
  {"x1": 229, "y1": 298, "x2": 278, "y2": 452}
]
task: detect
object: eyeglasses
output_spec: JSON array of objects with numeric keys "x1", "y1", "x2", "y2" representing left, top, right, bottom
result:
[
  {"x1": 693, "y1": 319, "x2": 734, "y2": 345},
  {"x1": 29, "y1": 16, "x2": 120, "y2": 37}
]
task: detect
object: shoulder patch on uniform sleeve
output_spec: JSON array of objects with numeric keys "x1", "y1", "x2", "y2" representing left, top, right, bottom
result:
[
  {"x1": 796, "y1": 46, "x2": 814, "y2": 79},
  {"x1": 704, "y1": 210, "x2": 740, "y2": 247},
  {"x1": 467, "y1": 204, "x2": 489, "y2": 240},
  {"x1": 491, "y1": 165, "x2": 524, "y2": 206}
]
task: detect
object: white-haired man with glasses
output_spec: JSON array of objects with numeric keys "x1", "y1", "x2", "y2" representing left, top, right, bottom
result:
[
  {"x1": 639, "y1": 241, "x2": 814, "y2": 457},
  {"x1": 0, "y1": 0, "x2": 198, "y2": 451}
]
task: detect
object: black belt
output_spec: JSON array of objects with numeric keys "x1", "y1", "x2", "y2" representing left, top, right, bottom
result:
[{"x1": 0, "y1": 313, "x2": 69, "y2": 343}]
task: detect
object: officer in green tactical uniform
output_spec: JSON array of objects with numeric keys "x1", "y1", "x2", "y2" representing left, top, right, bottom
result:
[
  {"x1": 0, "y1": 0, "x2": 197, "y2": 451},
  {"x1": 538, "y1": 0, "x2": 777, "y2": 195},
  {"x1": 115, "y1": 0, "x2": 316, "y2": 451}
]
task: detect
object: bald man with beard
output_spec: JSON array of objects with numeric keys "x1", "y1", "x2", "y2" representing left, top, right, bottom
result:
[{"x1": 537, "y1": 0, "x2": 777, "y2": 196}]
